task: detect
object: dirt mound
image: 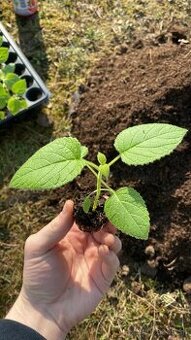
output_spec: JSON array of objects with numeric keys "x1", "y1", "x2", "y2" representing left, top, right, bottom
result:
[{"x1": 70, "y1": 42, "x2": 191, "y2": 286}]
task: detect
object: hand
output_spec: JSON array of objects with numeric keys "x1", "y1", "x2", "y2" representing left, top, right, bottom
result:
[{"x1": 6, "y1": 200, "x2": 121, "y2": 339}]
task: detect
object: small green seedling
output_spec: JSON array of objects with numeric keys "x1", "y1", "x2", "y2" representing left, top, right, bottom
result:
[
  {"x1": 0, "y1": 38, "x2": 27, "y2": 119},
  {"x1": 10, "y1": 123, "x2": 187, "y2": 239}
]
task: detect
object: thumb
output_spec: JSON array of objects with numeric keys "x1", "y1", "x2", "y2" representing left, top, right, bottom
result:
[{"x1": 25, "y1": 200, "x2": 74, "y2": 255}]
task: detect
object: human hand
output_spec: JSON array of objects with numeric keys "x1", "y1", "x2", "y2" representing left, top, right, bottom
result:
[{"x1": 6, "y1": 200, "x2": 121, "y2": 339}]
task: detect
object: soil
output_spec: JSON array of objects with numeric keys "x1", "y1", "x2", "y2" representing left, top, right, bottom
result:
[
  {"x1": 68, "y1": 37, "x2": 191, "y2": 286},
  {"x1": 74, "y1": 203, "x2": 107, "y2": 232}
]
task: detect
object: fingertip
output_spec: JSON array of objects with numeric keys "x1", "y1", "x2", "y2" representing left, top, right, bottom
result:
[
  {"x1": 99, "y1": 244, "x2": 110, "y2": 257},
  {"x1": 62, "y1": 200, "x2": 74, "y2": 215}
]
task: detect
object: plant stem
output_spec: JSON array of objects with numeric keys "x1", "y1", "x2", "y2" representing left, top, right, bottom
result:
[
  {"x1": 86, "y1": 164, "x2": 115, "y2": 195},
  {"x1": 88, "y1": 189, "x2": 110, "y2": 196},
  {"x1": 86, "y1": 161, "x2": 99, "y2": 171},
  {"x1": 93, "y1": 171, "x2": 102, "y2": 210},
  {"x1": 108, "y1": 155, "x2": 121, "y2": 166}
]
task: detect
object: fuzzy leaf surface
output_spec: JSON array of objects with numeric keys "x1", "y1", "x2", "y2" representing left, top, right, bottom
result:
[
  {"x1": 114, "y1": 123, "x2": 187, "y2": 165},
  {"x1": 10, "y1": 137, "x2": 88, "y2": 189},
  {"x1": 104, "y1": 187, "x2": 150, "y2": 239}
]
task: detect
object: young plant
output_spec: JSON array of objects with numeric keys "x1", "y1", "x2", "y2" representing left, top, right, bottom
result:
[
  {"x1": 0, "y1": 36, "x2": 27, "y2": 119},
  {"x1": 10, "y1": 123, "x2": 187, "y2": 239}
]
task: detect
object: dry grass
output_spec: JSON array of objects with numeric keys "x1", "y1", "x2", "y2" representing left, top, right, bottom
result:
[{"x1": 0, "y1": 1, "x2": 191, "y2": 339}]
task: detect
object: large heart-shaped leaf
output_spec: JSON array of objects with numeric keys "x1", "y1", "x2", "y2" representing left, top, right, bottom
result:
[
  {"x1": 10, "y1": 137, "x2": 88, "y2": 189},
  {"x1": 114, "y1": 123, "x2": 187, "y2": 165},
  {"x1": 104, "y1": 187, "x2": 150, "y2": 239}
]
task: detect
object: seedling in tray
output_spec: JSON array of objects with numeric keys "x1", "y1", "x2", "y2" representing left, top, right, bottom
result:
[
  {"x1": 0, "y1": 36, "x2": 27, "y2": 118},
  {"x1": 10, "y1": 123, "x2": 187, "y2": 239},
  {"x1": 0, "y1": 22, "x2": 50, "y2": 125}
]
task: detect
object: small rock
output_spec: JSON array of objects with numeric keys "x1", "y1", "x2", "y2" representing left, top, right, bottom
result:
[
  {"x1": 183, "y1": 277, "x2": 191, "y2": 294},
  {"x1": 121, "y1": 265, "x2": 130, "y2": 276},
  {"x1": 145, "y1": 245, "x2": 155, "y2": 258}
]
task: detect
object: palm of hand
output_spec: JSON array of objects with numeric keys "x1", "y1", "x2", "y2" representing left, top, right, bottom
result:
[{"x1": 23, "y1": 223, "x2": 119, "y2": 331}]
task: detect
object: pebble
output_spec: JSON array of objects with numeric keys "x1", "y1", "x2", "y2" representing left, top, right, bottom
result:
[
  {"x1": 183, "y1": 277, "x2": 191, "y2": 294},
  {"x1": 121, "y1": 265, "x2": 130, "y2": 276},
  {"x1": 144, "y1": 245, "x2": 155, "y2": 258}
]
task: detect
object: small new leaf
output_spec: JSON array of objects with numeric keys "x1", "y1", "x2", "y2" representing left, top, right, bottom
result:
[
  {"x1": 99, "y1": 164, "x2": 110, "y2": 179},
  {"x1": 82, "y1": 196, "x2": 91, "y2": 214},
  {"x1": 104, "y1": 187, "x2": 150, "y2": 239},
  {"x1": 115, "y1": 123, "x2": 187, "y2": 165},
  {"x1": 97, "y1": 152, "x2": 107, "y2": 165},
  {"x1": 10, "y1": 137, "x2": 87, "y2": 189},
  {"x1": 0, "y1": 47, "x2": 9, "y2": 63},
  {"x1": 0, "y1": 36, "x2": 3, "y2": 47}
]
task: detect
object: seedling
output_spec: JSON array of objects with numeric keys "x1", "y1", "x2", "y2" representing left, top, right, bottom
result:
[
  {"x1": 10, "y1": 123, "x2": 187, "y2": 239},
  {"x1": 0, "y1": 37, "x2": 27, "y2": 118}
]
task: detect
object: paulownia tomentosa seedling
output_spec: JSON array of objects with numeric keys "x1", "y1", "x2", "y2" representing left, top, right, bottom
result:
[
  {"x1": 10, "y1": 123, "x2": 187, "y2": 239},
  {"x1": 0, "y1": 37, "x2": 27, "y2": 119}
]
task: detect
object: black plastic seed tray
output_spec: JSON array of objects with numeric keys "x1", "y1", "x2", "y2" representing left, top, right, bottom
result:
[{"x1": 0, "y1": 22, "x2": 51, "y2": 125}]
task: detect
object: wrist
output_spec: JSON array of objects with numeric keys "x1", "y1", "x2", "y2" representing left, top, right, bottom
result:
[{"x1": 5, "y1": 293, "x2": 68, "y2": 340}]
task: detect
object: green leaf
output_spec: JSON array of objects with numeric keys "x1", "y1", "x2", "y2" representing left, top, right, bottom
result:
[
  {"x1": 82, "y1": 196, "x2": 91, "y2": 214},
  {"x1": 99, "y1": 164, "x2": 110, "y2": 179},
  {"x1": 10, "y1": 137, "x2": 87, "y2": 189},
  {"x1": 114, "y1": 123, "x2": 187, "y2": 165},
  {"x1": 97, "y1": 152, "x2": 107, "y2": 165},
  {"x1": 0, "y1": 111, "x2": 5, "y2": 120},
  {"x1": 18, "y1": 99, "x2": 27, "y2": 110},
  {"x1": 0, "y1": 47, "x2": 9, "y2": 63},
  {"x1": 2, "y1": 63, "x2": 15, "y2": 74},
  {"x1": 104, "y1": 187, "x2": 150, "y2": 239},
  {"x1": 12, "y1": 79, "x2": 27, "y2": 95},
  {"x1": 7, "y1": 97, "x2": 27, "y2": 115},
  {"x1": 81, "y1": 145, "x2": 88, "y2": 158},
  {"x1": 0, "y1": 98, "x2": 7, "y2": 109},
  {"x1": 0, "y1": 36, "x2": 3, "y2": 47},
  {"x1": 0, "y1": 84, "x2": 9, "y2": 109},
  {"x1": 4, "y1": 73, "x2": 20, "y2": 90}
]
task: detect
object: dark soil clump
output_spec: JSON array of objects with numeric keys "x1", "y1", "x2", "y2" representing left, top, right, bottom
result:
[
  {"x1": 70, "y1": 41, "x2": 191, "y2": 286},
  {"x1": 74, "y1": 203, "x2": 107, "y2": 233}
]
